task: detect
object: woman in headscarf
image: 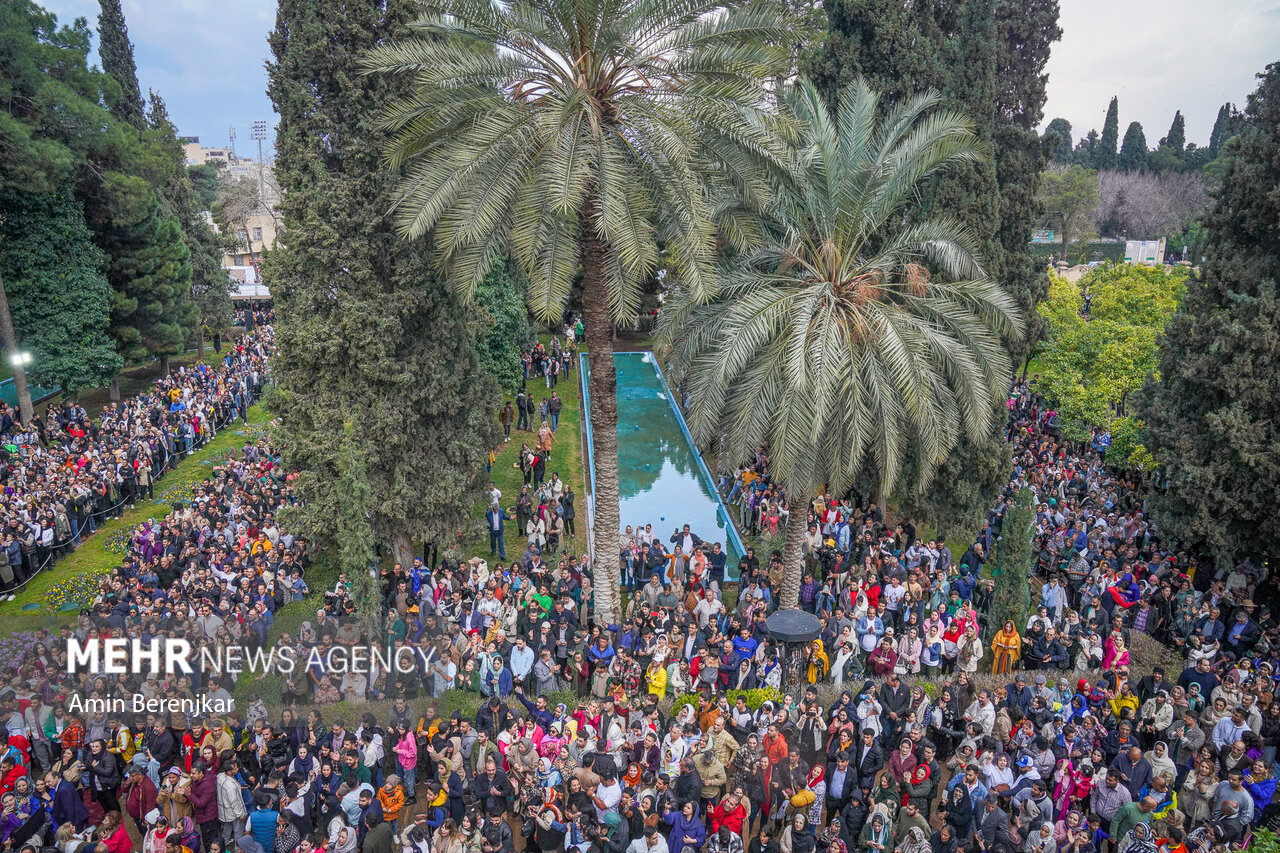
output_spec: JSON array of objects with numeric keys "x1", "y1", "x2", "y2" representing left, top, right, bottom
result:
[
  {"x1": 1117, "y1": 820, "x2": 1158, "y2": 853},
  {"x1": 938, "y1": 784, "x2": 973, "y2": 840},
  {"x1": 1053, "y1": 810, "x2": 1086, "y2": 846},
  {"x1": 859, "y1": 811, "x2": 891, "y2": 853},
  {"x1": 803, "y1": 765, "x2": 826, "y2": 826},
  {"x1": 805, "y1": 640, "x2": 829, "y2": 684},
  {"x1": 1148, "y1": 742, "x2": 1176, "y2": 783},
  {"x1": 899, "y1": 826, "x2": 931, "y2": 853},
  {"x1": 990, "y1": 620, "x2": 1022, "y2": 675},
  {"x1": 780, "y1": 812, "x2": 816, "y2": 853},
  {"x1": 537, "y1": 756, "x2": 562, "y2": 790},
  {"x1": 1024, "y1": 822, "x2": 1056, "y2": 853},
  {"x1": 929, "y1": 825, "x2": 959, "y2": 853},
  {"x1": 870, "y1": 773, "x2": 901, "y2": 822}
]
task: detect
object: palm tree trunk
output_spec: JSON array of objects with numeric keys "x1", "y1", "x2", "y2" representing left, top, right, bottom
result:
[
  {"x1": 391, "y1": 533, "x2": 414, "y2": 575},
  {"x1": 779, "y1": 503, "x2": 806, "y2": 610},
  {"x1": 581, "y1": 221, "x2": 622, "y2": 626},
  {"x1": 0, "y1": 272, "x2": 33, "y2": 424}
]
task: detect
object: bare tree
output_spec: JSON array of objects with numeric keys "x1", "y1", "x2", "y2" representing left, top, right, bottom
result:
[{"x1": 1090, "y1": 170, "x2": 1208, "y2": 239}]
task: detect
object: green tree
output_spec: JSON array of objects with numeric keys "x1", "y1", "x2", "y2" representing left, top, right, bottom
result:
[
  {"x1": 365, "y1": 0, "x2": 789, "y2": 622},
  {"x1": 1038, "y1": 165, "x2": 1099, "y2": 260},
  {"x1": 187, "y1": 163, "x2": 223, "y2": 209},
  {"x1": 660, "y1": 80, "x2": 1021, "y2": 608},
  {"x1": 1096, "y1": 96, "x2": 1119, "y2": 170},
  {"x1": 803, "y1": 0, "x2": 936, "y2": 109},
  {"x1": 1119, "y1": 121, "x2": 1148, "y2": 171},
  {"x1": 1208, "y1": 102, "x2": 1240, "y2": 157},
  {"x1": 266, "y1": 0, "x2": 503, "y2": 574},
  {"x1": 335, "y1": 422, "x2": 382, "y2": 641},
  {"x1": 1138, "y1": 61, "x2": 1280, "y2": 569},
  {"x1": 96, "y1": 0, "x2": 145, "y2": 129},
  {"x1": 1046, "y1": 118, "x2": 1073, "y2": 162},
  {"x1": 987, "y1": 487, "x2": 1033, "y2": 655},
  {"x1": 1036, "y1": 264, "x2": 1185, "y2": 442},
  {"x1": 473, "y1": 260, "x2": 534, "y2": 394},
  {"x1": 1160, "y1": 109, "x2": 1186, "y2": 154},
  {"x1": 148, "y1": 91, "x2": 234, "y2": 354},
  {"x1": 0, "y1": 191, "x2": 122, "y2": 392}
]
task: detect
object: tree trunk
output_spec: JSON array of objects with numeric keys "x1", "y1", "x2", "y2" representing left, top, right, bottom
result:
[
  {"x1": 160, "y1": 353, "x2": 171, "y2": 376},
  {"x1": 108, "y1": 376, "x2": 121, "y2": 402},
  {"x1": 0, "y1": 272, "x2": 33, "y2": 424},
  {"x1": 581, "y1": 221, "x2": 622, "y2": 626},
  {"x1": 197, "y1": 327, "x2": 205, "y2": 359},
  {"x1": 779, "y1": 504, "x2": 807, "y2": 610},
  {"x1": 391, "y1": 533, "x2": 415, "y2": 574}
]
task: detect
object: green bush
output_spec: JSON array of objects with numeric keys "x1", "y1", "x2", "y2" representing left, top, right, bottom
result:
[{"x1": 667, "y1": 686, "x2": 783, "y2": 714}]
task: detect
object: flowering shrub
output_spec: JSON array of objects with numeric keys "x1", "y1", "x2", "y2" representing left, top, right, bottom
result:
[
  {"x1": 42, "y1": 568, "x2": 109, "y2": 613},
  {"x1": 154, "y1": 482, "x2": 198, "y2": 506},
  {"x1": 0, "y1": 632, "x2": 42, "y2": 671},
  {"x1": 104, "y1": 528, "x2": 133, "y2": 557}
]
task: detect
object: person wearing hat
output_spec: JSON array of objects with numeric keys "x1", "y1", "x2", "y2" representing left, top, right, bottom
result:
[{"x1": 158, "y1": 765, "x2": 194, "y2": 827}]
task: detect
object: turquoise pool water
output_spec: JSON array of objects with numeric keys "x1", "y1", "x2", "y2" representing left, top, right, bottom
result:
[{"x1": 581, "y1": 351, "x2": 745, "y2": 580}]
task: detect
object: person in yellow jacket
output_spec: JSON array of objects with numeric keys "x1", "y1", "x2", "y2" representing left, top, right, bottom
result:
[
  {"x1": 1110, "y1": 682, "x2": 1140, "y2": 720},
  {"x1": 646, "y1": 659, "x2": 668, "y2": 700},
  {"x1": 108, "y1": 718, "x2": 136, "y2": 763}
]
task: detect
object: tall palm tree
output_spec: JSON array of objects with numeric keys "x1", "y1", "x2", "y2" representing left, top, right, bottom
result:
[
  {"x1": 660, "y1": 79, "x2": 1023, "y2": 609},
  {"x1": 364, "y1": 0, "x2": 789, "y2": 622}
]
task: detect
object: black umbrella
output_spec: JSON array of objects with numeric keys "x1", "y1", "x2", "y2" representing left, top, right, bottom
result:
[{"x1": 766, "y1": 608, "x2": 822, "y2": 644}]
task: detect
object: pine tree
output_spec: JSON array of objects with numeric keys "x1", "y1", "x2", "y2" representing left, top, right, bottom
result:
[
  {"x1": 986, "y1": 487, "x2": 1034, "y2": 661},
  {"x1": 1119, "y1": 121, "x2": 1148, "y2": 171},
  {"x1": 1138, "y1": 62, "x2": 1280, "y2": 569},
  {"x1": 1161, "y1": 110, "x2": 1186, "y2": 153},
  {"x1": 473, "y1": 260, "x2": 535, "y2": 394},
  {"x1": 1095, "y1": 96, "x2": 1119, "y2": 170},
  {"x1": 96, "y1": 0, "x2": 145, "y2": 129},
  {"x1": 265, "y1": 0, "x2": 501, "y2": 570},
  {"x1": 0, "y1": 191, "x2": 122, "y2": 392},
  {"x1": 1046, "y1": 118, "x2": 1073, "y2": 162}
]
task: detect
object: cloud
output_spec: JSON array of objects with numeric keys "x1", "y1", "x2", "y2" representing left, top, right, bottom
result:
[
  {"x1": 40, "y1": 0, "x2": 276, "y2": 152},
  {"x1": 1041, "y1": 0, "x2": 1280, "y2": 146}
]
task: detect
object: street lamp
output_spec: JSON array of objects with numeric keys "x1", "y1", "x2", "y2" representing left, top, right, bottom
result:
[{"x1": 9, "y1": 352, "x2": 31, "y2": 367}]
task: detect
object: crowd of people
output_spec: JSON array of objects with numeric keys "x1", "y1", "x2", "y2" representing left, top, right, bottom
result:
[
  {"x1": 0, "y1": 337, "x2": 1272, "y2": 853},
  {"x1": 0, "y1": 313, "x2": 270, "y2": 595}
]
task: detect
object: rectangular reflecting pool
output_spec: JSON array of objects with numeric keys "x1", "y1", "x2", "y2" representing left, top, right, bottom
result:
[{"x1": 580, "y1": 351, "x2": 745, "y2": 580}]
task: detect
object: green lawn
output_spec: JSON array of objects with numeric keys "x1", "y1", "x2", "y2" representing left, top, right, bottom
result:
[
  {"x1": 462, "y1": 336, "x2": 587, "y2": 563},
  {"x1": 1, "y1": 405, "x2": 269, "y2": 632}
]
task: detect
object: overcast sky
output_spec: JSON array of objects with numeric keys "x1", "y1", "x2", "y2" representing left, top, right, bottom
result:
[{"x1": 38, "y1": 0, "x2": 1280, "y2": 154}]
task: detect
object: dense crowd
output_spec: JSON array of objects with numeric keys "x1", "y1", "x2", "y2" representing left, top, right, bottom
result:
[
  {"x1": 0, "y1": 315, "x2": 271, "y2": 593},
  {"x1": 0, "y1": 341, "x2": 1273, "y2": 853}
]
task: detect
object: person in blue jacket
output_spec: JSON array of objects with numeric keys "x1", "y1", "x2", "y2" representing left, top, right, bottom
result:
[{"x1": 663, "y1": 800, "x2": 706, "y2": 853}]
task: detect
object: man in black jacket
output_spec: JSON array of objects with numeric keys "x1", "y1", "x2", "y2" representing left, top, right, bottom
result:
[
  {"x1": 877, "y1": 673, "x2": 910, "y2": 746},
  {"x1": 852, "y1": 728, "x2": 883, "y2": 791},
  {"x1": 470, "y1": 756, "x2": 514, "y2": 814}
]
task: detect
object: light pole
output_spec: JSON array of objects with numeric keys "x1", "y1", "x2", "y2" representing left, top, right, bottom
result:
[
  {"x1": 0, "y1": 273, "x2": 33, "y2": 424},
  {"x1": 250, "y1": 120, "x2": 268, "y2": 211}
]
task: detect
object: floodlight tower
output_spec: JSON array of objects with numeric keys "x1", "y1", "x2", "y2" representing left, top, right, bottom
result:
[{"x1": 250, "y1": 120, "x2": 268, "y2": 207}]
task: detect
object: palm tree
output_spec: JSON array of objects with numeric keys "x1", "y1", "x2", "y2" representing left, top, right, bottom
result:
[
  {"x1": 660, "y1": 79, "x2": 1022, "y2": 609},
  {"x1": 364, "y1": 0, "x2": 789, "y2": 622}
]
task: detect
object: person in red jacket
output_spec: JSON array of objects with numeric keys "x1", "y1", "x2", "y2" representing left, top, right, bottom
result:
[
  {"x1": 99, "y1": 810, "x2": 132, "y2": 853},
  {"x1": 186, "y1": 761, "x2": 221, "y2": 852},
  {"x1": 122, "y1": 763, "x2": 158, "y2": 833},
  {"x1": 0, "y1": 757, "x2": 25, "y2": 795},
  {"x1": 709, "y1": 787, "x2": 748, "y2": 835}
]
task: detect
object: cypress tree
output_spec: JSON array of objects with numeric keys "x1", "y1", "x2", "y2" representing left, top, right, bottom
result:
[
  {"x1": 1161, "y1": 110, "x2": 1186, "y2": 153},
  {"x1": 266, "y1": 0, "x2": 501, "y2": 568},
  {"x1": 97, "y1": 0, "x2": 145, "y2": 129},
  {"x1": 1119, "y1": 121, "x2": 1148, "y2": 171},
  {"x1": 1138, "y1": 62, "x2": 1280, "y2": 569},
  {"x1": 0, "y1": 191, "x2": 122, "y2": 392},
  {"x1": 147, "y1": 91, "x2": 234, "y2": 353},
  {"x1": 1208, "y1": 103, "x2": 1239, "y2": 157},
  {"x1": 1096, "y1": 96, "x2": 1119, "y2": 169},
  {"x1": 1046, "y1": 117, "x2": 1073, "y2": 162},
  {"x1": 986, "y1": 488, "x2": 1034, "y2": 660},
  {"x1": 802, "y1": 0, "x2": 936, "y2": 109}
]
